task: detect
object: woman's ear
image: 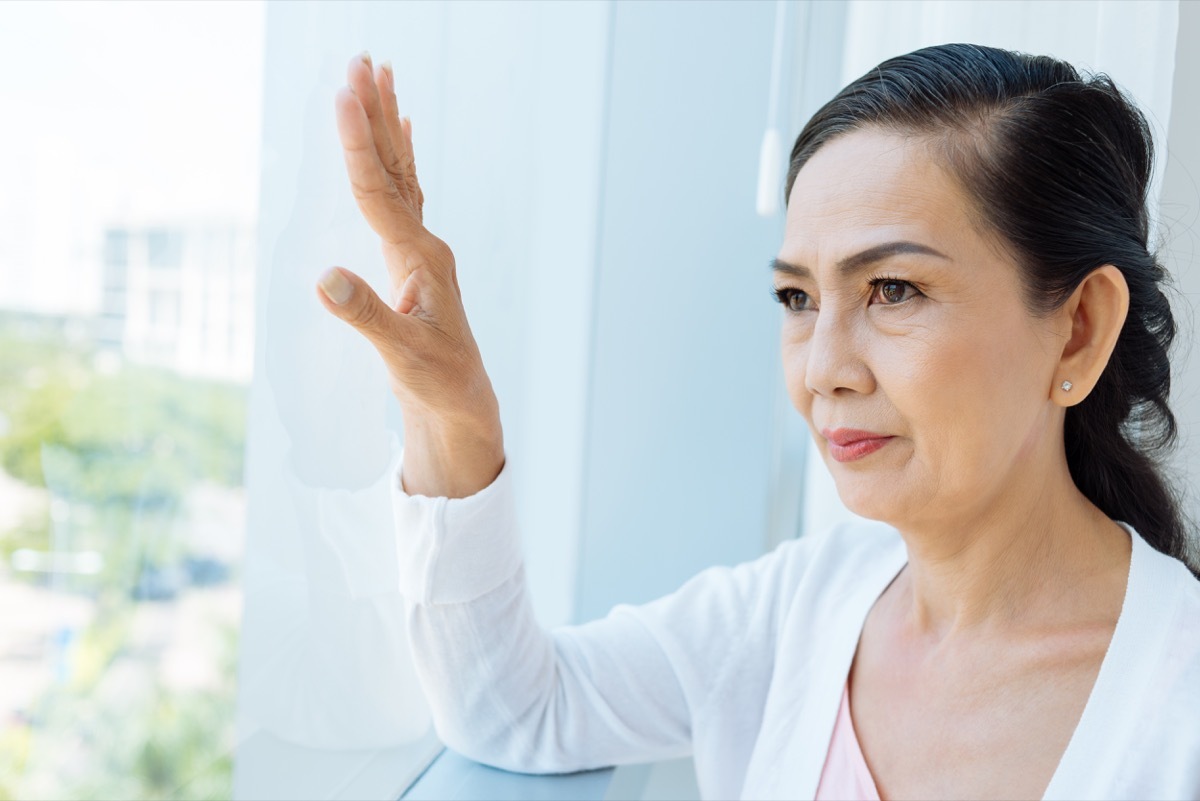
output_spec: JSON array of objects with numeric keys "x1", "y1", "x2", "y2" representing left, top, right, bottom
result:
[{"x1": 1054, "y1": 265, "x2": 1130, "y2": 406}]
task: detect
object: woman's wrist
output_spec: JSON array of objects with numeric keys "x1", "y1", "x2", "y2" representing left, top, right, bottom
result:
[{"x1": 400, "y1": 412, "x2": 504, "y2": 499}]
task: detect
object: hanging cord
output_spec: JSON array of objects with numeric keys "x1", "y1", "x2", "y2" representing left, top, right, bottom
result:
[{"x1": 756, "y1": 0, "x2": 789, "y2": 218}]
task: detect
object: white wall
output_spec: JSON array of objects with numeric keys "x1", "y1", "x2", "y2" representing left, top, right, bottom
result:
[{"x1": 571, "y1": 0, "x2": 785, "y2": 621}]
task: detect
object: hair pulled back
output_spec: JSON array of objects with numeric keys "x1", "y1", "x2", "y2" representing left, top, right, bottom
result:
[{"x1": 786, "y1": 43, "x2": 1196, "y2": 574}]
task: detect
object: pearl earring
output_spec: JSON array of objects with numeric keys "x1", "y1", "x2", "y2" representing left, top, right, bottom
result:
[{"x1": 1060, "y1": 380, "x2": 1073, "y2": 392}]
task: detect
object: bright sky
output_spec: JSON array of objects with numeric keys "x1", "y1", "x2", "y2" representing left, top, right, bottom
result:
[{"x1": 0, "y1": 0, "x2": 265, "y2": 313}]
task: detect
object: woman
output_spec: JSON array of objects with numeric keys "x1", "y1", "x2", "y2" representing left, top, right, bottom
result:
[{"x1": 317, "y1": 44, "x2": 1200, "y2": 800}]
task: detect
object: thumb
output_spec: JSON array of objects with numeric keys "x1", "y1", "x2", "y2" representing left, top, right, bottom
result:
[{"x1": 316, "y1": 266, "x2": 411, "y2": 347}]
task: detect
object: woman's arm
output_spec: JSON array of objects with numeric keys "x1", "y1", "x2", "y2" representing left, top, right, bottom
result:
[{"x1": 392, "y1": 454, "x2": 789, "y2": 775}]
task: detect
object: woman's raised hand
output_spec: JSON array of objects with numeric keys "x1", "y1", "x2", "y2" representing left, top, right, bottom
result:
[{"x1": 317, "y1": 52, "x2": 503, "y2": 498}]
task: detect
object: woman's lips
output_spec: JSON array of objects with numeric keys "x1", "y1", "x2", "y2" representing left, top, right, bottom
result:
[{"x1": 821, "y1": 428, "x2": 895, "y2": 463}]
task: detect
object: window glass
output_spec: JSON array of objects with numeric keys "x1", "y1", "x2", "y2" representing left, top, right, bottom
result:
[
  {"x1": 146, "y1": 229, "x2": 183, "y2": 271},
  {"x1": 0, "y1": 2, "x2": 264, "y2": 798}
]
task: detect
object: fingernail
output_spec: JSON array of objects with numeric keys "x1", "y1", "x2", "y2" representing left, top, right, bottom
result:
[
  {"x1": 319, "y1": 267, "x2": 353, "y2": 305},
  {"x1": 381, "y1": 60, "x2": 393, "y2": 88},
  {"x1": 360, "y1": 50, "x2": 372, "y2": 67}
]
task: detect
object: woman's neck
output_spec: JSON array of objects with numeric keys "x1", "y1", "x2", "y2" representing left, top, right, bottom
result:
[{"x1": 889, "y1": 460, "x2": 1131, "y2": 639}]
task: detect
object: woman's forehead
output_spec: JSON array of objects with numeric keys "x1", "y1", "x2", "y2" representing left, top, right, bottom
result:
[{"x1": 781, "y1": 128, "x2": 978, "y2": 266}]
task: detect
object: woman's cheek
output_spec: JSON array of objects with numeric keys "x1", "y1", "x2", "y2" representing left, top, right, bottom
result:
[{"x1": 781, "y1": 338, "x2": 811, "y2": 416}]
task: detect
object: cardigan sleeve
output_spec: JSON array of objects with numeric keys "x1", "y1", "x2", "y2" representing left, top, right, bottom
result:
[{"x1": 391, "y1": 452, "x2": 793, "y2": 774}]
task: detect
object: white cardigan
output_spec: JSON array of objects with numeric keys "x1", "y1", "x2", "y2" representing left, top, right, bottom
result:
[{"x1": 389, "y1": 457, "x2": 1200, "y2": 800}]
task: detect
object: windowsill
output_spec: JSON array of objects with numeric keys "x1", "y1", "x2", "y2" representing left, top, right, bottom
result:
[
  {"x1": 400, "y1": 750, "x2": 612, "y2": 800},
  {"x1": 233, "y1": 726, "x2": 443, "y2": 801},
  {"x1": 222, "y1": 724, "x2": 699, "y2": 800},
  {"x1": 400, "y1": 750, "x2": 699, "y2": 801}
]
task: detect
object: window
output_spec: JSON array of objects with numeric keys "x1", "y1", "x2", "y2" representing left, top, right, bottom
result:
[{"x1": 0, "y1": 3, "x2": 263, "y2": 797}]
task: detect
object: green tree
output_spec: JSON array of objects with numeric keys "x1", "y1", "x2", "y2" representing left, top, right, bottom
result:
[
  {"x1": 0, "y1": 323, "x2": 244, "y2": 799},
  {"x1": 0, "y1": 329, "x2": 246, "y2": 595}
]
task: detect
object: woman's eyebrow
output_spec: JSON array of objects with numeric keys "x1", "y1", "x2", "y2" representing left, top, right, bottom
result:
[{"x1": 771, "y1": 241, "x2": 950, "y2": 279}]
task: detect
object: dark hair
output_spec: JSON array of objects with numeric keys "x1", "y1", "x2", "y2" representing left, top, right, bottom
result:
[{"x1": 786, "y1": 43, "x2": 1197, "y2": 576}]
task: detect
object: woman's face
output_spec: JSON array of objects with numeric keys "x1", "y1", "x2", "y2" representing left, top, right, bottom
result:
[{"x1": 778, "y1": 127, "x2": 1068, "y2": 527}]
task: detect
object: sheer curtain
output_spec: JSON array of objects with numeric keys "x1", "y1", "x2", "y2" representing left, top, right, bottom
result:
[
  {"x1": 1163, "y1": 2, "x2": 1200, "y2": 561},
  {"x1": 802, "y1": 0, "x2": 1186, "y2": 536},
  {"x1": 233, "y1": 3, "x2": 599, "y2": 794}
]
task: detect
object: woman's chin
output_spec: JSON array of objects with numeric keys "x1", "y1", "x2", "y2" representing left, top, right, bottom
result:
[{"x1": 831, "y1": 477, "x2": 912, "y2": 524}]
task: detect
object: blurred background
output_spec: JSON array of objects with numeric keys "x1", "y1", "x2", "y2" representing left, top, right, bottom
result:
[
  {"x1": 0, "y1": 1, "x2": 1195, "y2": 799},
  {"x1": 0, "y1": 2, "x2": 260, "y2": 798}
]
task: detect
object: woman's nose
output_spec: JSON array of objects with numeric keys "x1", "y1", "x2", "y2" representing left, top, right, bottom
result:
[{"x1": 803, "y1": 310, "x2": 875, "y2": 398}]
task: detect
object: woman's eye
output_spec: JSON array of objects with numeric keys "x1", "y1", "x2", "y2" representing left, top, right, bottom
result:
[
  {"x1": 870, "y1": 279, "x2": 919, "y2": 305},
  {"x1": 773, "y1": 287, "x2": 812, "y2": 313}
]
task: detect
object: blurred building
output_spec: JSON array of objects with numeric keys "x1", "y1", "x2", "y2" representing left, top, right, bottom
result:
[{"x1": 98, "y1": 223, "x2": 255, "y2": 384}]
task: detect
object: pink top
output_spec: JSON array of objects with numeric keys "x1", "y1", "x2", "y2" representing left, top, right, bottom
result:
[{"x1": 814, "y1": 681, "x2": 882, "y2": 801}]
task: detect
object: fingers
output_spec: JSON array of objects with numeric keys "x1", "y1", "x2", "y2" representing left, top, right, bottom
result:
[
  {"x1": 375, "y1": 61, "x2": 424, "y2": 222},
  {"x1": 400, "y1": 116, "x2": 424, "y2": 218},
  {"x1": 377, "y1": 64, "x2": 401, "y2": 136},
  {"x1": 317, "y1": 266, "x2": 414, "y2": 352},
  {"x1": 394, "y1": 267, "x2": 424, "y2": 315},
  {"x1": 348, "y1": 53, "x2": 403, "y2": 178},
  {"x1": 376, "y1": 62, "x2": 406, "y2": 168},
  {"x1": 377, "y1": 65, "x2": 417, "y2": 191},
  {"x1": 334, "y1": 86, "x2": 397, "y2": 203}
]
